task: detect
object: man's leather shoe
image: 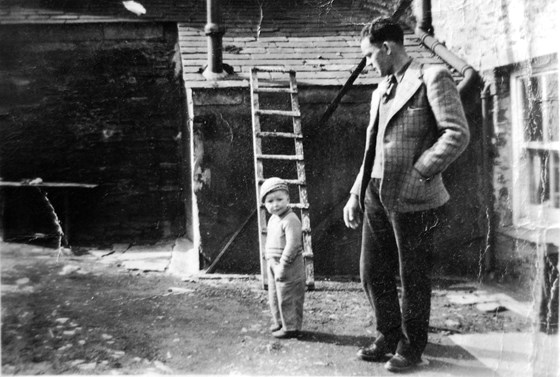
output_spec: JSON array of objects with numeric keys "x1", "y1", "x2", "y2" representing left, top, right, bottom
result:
[
  {"x1": 272, "y1": 329, "x2": 299, "y2": 339},
  {"x1": 384, "y1": 353, "x2": 425, "y2": 372},
  {"x1": 356, "y1": 343, "x2": 391, "y2": 362}
]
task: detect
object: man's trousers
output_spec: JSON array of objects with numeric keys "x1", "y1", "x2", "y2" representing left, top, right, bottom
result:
[{"x1": 361, "y1": 179, "x2": 439, "y2": 361}]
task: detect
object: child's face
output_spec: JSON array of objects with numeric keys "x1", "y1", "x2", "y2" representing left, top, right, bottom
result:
[{"x1": 264, "y1": 190, "x2": 290, "y2": 216}]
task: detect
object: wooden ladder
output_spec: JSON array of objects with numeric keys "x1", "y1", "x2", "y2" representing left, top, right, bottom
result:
[{"x1": 250, "y1": 67, "x2": 315, "y2": 290}]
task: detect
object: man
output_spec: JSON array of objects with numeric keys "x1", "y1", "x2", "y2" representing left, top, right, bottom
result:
[{"x1": 343, "y1": 17, "x2": 470, "y2": 372}]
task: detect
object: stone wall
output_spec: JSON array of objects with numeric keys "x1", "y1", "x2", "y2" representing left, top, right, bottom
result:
[
  {"x1": 429, "y1": 0, "x2": 559, "y2": 292},
  {"x1": 189, "y1": 87, "x2": 374, "y2": 275},
  {"x1": 0, "y1": 22, "x2": 188, "y2": 245},
  {"x1": 483, "y1": 56, "x2": 558, "y2": 292},
  {"x1": 430, "y1": 0, "x2": 558, "y2": 72},
  {"x1": 190, "y1": 84, "x2": 485, "y2": 277}
]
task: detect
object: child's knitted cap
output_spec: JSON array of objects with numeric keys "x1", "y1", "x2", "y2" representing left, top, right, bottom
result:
[{"x1": 260, "y1": 177, "x2": 289, "y2": 203}]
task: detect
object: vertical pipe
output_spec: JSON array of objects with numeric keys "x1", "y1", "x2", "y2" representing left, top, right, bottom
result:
[
  {"x1": 203, "y1": 0, "x2": 228, "y2": 80},
  {"x1": 414, "y1": 0, "x2": 480, "y2": 96},
  {"x1": 481, "y1": 83, "x2": 496, "y2": 276},
  {"x1": 415, "y1": 0, "x2": 493, "y2": 278},
  {"x1": 414, "y1": 0, "x2": 433, "y2": 35}
]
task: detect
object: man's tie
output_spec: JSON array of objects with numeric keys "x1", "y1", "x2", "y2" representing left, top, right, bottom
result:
[{"x1": 382, "y1": 75, "x2": 397, "y2": 103}]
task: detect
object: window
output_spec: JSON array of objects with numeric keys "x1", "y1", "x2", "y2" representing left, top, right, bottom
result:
[{"x1": 512, "y1": 68, "x2": 559, "y2": 227}]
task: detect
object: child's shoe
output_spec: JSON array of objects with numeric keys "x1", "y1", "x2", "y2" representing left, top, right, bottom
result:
[{"x1": 272, "y1": 329, "x2": 300, "y2": 339}]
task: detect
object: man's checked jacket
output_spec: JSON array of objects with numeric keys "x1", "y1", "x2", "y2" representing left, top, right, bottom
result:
[{"x1": 350, "y1": 59, "x2": 470, "y2": 213}]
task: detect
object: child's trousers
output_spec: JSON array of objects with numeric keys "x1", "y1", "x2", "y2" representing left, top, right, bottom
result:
[{"x1": 267, "y1": 254, "x2": 305, "y2": 331}]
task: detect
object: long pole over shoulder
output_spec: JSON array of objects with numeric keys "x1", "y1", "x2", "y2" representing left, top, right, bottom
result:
[
  {"x1": 316, "y1": 0, "x2": 413, "y2": 129},
  {"x1": 317, "y1": 57, "x2": 367, "y2": 128}
]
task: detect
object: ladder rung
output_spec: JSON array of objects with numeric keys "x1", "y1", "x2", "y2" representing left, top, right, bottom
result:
[
  {"x1": 256, "y1": 109, "x2": 300, "y2": 117},
  {"x1": 252, "y1": 67, "x2": 294, "y2": 73},
  {"x1": 253, "y1": 87, "x2": 297, "y2": 94},
  {"x1": 260, "y1": 203, "x2": 309, "y2": 209},
  {"x1": 261, "y1": 227, "x2": 311, "y2": 235},
  {"x1": 257, "y1": 154, "x2": 304, "y2": 161},
  {"x1": 257, "y1": 131, "x2": 303, "y2": 139},
  {"x1": 258, "y1": 178, "x2": 305, "y2": 185}
]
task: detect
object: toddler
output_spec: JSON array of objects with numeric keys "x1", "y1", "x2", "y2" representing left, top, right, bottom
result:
[{"x1": 260, "y1": 177, "x2": 305, "y2": 339}]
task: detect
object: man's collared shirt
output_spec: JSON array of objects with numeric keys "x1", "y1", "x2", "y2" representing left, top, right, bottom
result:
[{"x1": 371, "y1": 58, "x2": 412, "y2": 179}]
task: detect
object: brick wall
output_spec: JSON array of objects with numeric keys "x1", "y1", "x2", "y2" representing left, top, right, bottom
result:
[{"x1": 0, "y1": 22, "x2": 187, "y2": 245}]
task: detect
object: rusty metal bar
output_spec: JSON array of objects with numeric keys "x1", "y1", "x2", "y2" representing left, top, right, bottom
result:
[{"x1": 315, "y1": 0, "x2": 413, "y2": 129}]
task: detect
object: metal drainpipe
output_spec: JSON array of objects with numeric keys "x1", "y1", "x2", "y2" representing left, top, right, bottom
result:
[
  {"x1": 415, "y1": 0, "x2": 433, "y2": 34},
  {"x1": 481, "y1": 82, "x2": 496, "y2": 275},
  {"x1": 203, "y1": 0, "x2": 228, "y2": 80},
  {"x1": 414, "y1": 0, "x2": 496, "y2": 274},
  {"x1": 413, "y1": 0, "x2": 479, "y2": 96}
]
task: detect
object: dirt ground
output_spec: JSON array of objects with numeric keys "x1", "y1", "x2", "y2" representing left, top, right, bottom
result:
[{"x1": 1, "y1": 242, "x2": 533, "y2": 376}]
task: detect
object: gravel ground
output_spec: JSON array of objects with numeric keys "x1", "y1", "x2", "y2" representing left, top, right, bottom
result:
[{"x1": 1, "y1": 242, "x2": 533, "y2": 375}]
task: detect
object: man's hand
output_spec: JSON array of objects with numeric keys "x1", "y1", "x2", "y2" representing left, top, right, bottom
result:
[{"x1": 343, "y1": 194, "x2": 361, "y2": 229}]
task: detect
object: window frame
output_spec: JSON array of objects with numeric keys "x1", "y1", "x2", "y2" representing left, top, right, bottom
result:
[{"x1": 510, "y1": 65, "x2": 559, "y2": 229}]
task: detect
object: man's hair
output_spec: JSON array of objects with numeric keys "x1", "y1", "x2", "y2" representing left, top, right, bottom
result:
[{"x1": 360, "y1": 17, "x2": 404, "y2": 45}]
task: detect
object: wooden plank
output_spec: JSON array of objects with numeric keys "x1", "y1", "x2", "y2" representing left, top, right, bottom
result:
[
  {"x1": 256, "y1": 154, "x2": 304, "y2": 161},
  {"x1": 255, "y1": 109, "x2": 300, "y2": 117},
  {"x1": 289, "y1": 72, "x2": 302, "y2": 134},
  {"x1": 259, "y1": 203, "x2": 309, "y2": 209},
  {"x1": 257, "y1": 178, "x2": 305, "y2": 185},
  {"x1": 0, "y1": 181, "x2": 97, "y2": 188},
  {"x1": 290, "y1": 203, "x2": 309, "y2": 210},
  {"x1": 253, "y1": 87, "x2": 297, "y2": 94},
  {"x1": 185, "y1": 87, "x2": 196, "y2": 242},
  {"x1": 256, "y1": 131, "x2": 303, "y2": 139},
  {"x1": 261, "y1": 225, "x2": 311, "y2": 234},
  {"x1": 298, "y1": 178, "x2": 309, "y2": 206},
  {"x1": 290, "y1": 70, "x2": 314, "y2": 289},
  {"x1": 300, "y1": 209, "x2": 312, "y2": 230},
  {"x1": 302, "y1": 233, "x2": 314, "y2": 258},
  {"x1": 250, "y1": 68, "x2": 269, "y2": 289}
]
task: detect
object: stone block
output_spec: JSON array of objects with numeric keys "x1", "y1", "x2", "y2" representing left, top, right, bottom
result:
[{"x1": 168, "y1": 237, "x2": 199, "y2": 276}]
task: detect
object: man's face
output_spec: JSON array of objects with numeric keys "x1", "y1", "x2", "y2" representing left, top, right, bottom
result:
[{"x1": 361, "y1": 38, "x2": 391, "y2": 76}]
